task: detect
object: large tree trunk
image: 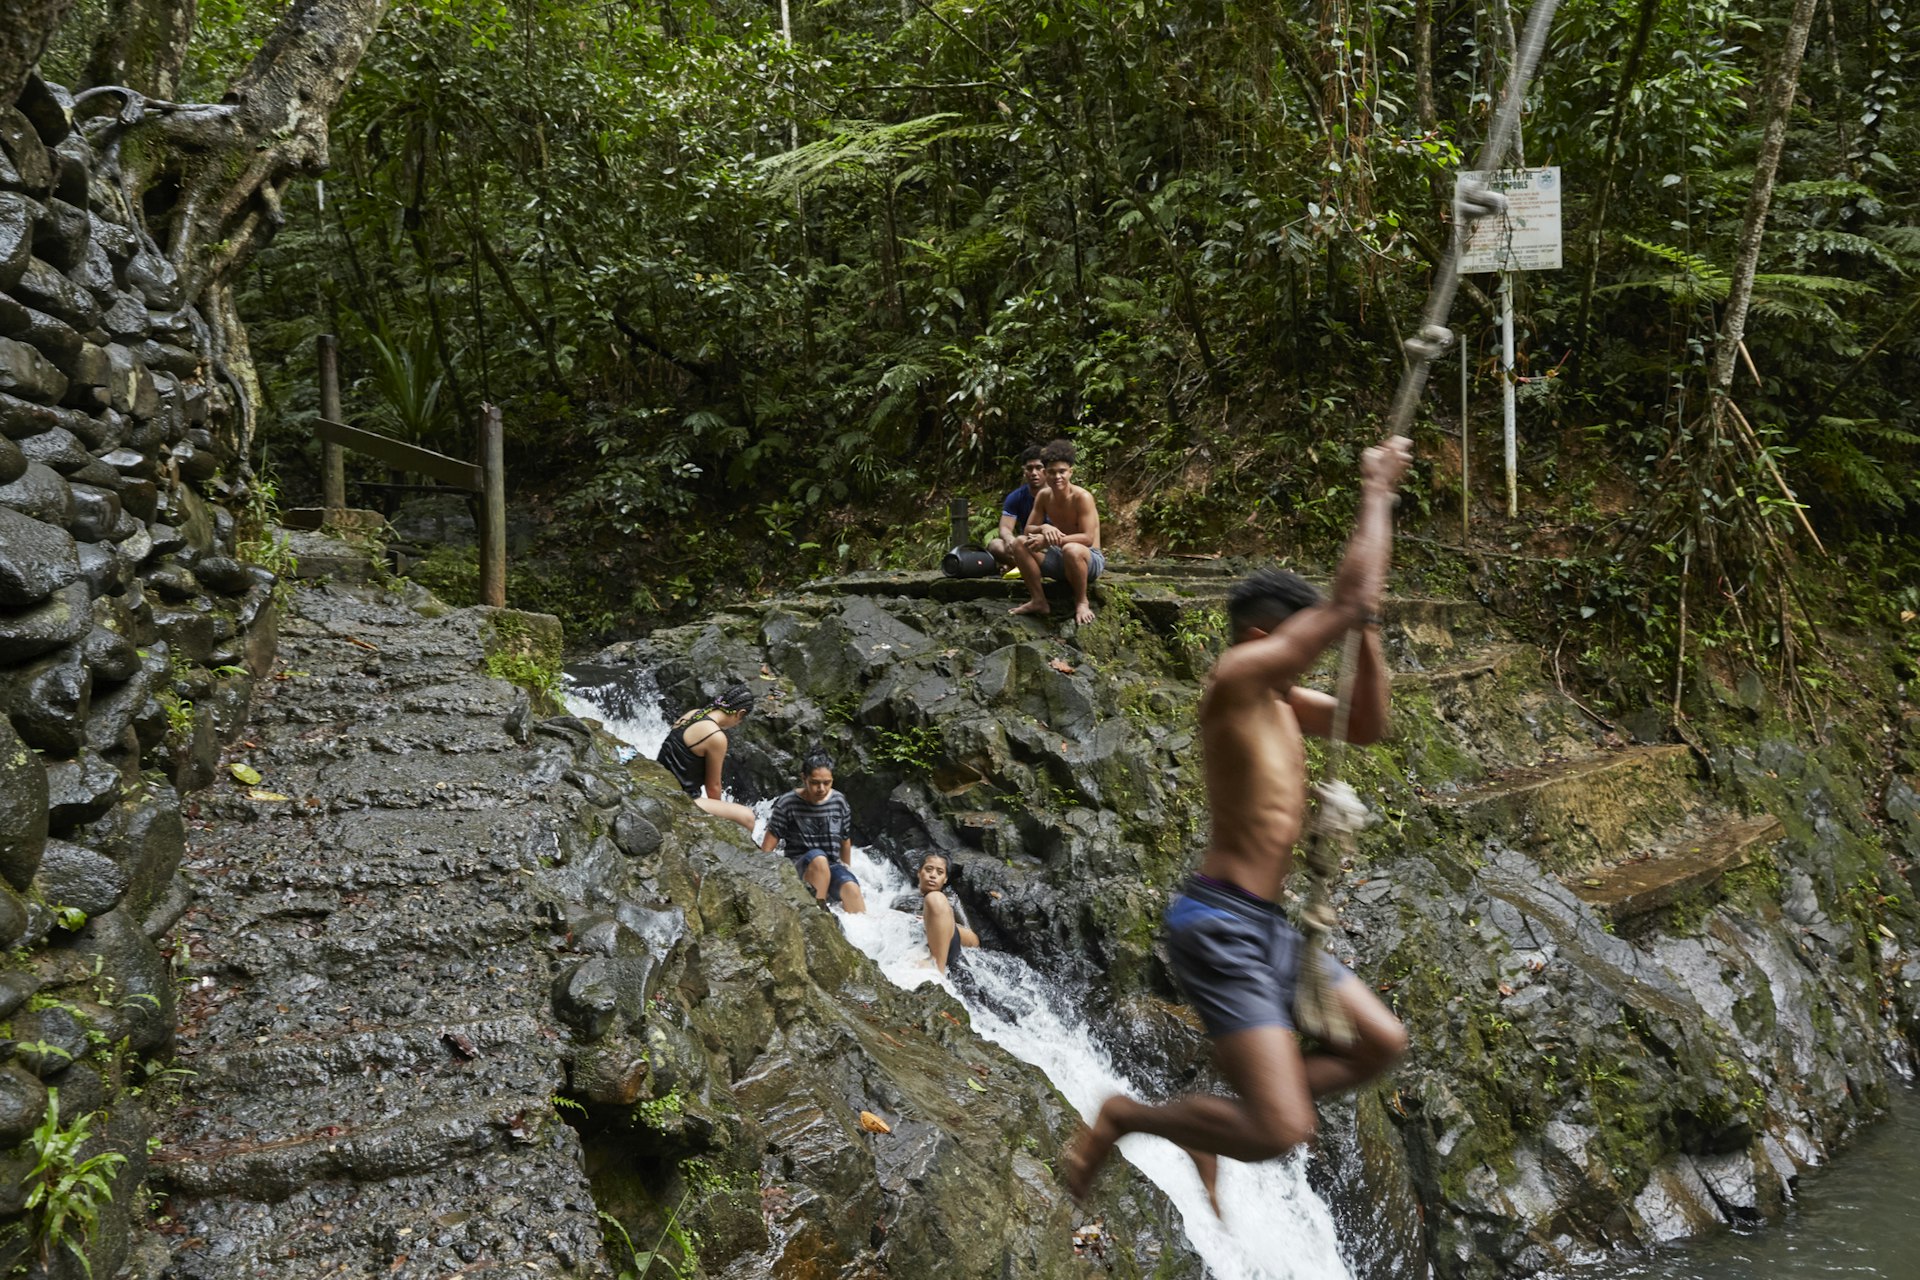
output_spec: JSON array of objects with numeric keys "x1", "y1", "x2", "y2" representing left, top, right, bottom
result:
[
  {"x1": 81, "y1": 0, "x2": 198, "y2": 99},
  {"x1": 0, "y1": 0, "x2": 77, "y2": 104},
  {"x1": 76, "y1": 0, "x2": 390, "y2": 461}
]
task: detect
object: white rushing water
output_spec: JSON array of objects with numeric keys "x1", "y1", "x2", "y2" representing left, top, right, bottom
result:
[{"x1": 564, "y1": 668, "x2": 1355, "y2": 1280}]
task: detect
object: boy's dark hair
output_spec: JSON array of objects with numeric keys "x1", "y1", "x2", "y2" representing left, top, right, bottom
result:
[
  {"x1": 1018, "y1": 445, "x2": 1044, "y2": 465},
  {"x1": 1039, "y1": 438, "x2": 1076, "y2": 467},
  {"x1": 1226, "y1": 568, "x2": 1323, "y2": 637},
  {"x1": 800, "y1": 748, "x2": 835, "y2": 777}
]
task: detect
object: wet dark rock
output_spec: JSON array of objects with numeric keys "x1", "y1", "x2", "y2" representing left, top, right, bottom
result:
[
  {"x1": 0, "y1": 579, "x2": 90, "y2": 663},
  {"x1": 0, "y1": 459, "x2": 73, "y2": 525},
  {"x1": 0, "y1": 193, "x2": 32, "y2": 289},
  {"x1": 152, "y1": 601, "x2": 216, "y2": 663},
  {"x1": 2, "y1": 646, "x2": 91, "y2": 754},
  {"x1": 72, "y1": 237, "x2": 117, "y2": 300},
  {"x1": 0, "y1": 107, "x2": 51, "y2": 196},
  {"x1": 0, "y1": 717, "x2": 48, "y2": 890},
  {"x1": 14, "y1": 256, "x2": 100, "y2": 330},
  {"x1": 139, "y1": 337, "x2": 201, "y2": 378},
  {"x1": 16, "y1": 76, "x2": 73, "y2": 146},
  {"x1": 0, "y1": 434, "x2": 20, "y2": 484},
  {"x1": 552, "y1": 959, "x2": 620, "y2": 1040},
  {"x1": 60, "y1": 340, "x2": 110, "y2": 398},
  {"x1": 18, "y1": 422, "x2": 87, "y2": 471},
  {"x1": 31, "y1": 838, "x2": 129, "y2": 918},
  {"x1": 101, "y1": 293, "x2": 148, "y2": 338},
  {"x1": 74, "y1": 785, "x2": 181, "y2": 922},
  {"x1": 191, "y1": 555, "x2": 253, "y2": 595},
  {"x1": 75, "y1": 539, "x2": 129, "y2": 595},
  {"x1": 0, "y1": 388, "x2": 87, "y2": 442},
  {"x1": 613, "y1": 807, "x2": 663, "y2": 859},
  {"x1": 6, "y1": 304, "x2": 82, "y2": 365},
  {"x1": 0, "y1": 505, "x2": 79, "y2": 605},
  {"x1": 81, "y1": 621, "x2": 139, "y2": 683},
  {"x1": 0, "y1": 883, "x2": 24, "y2": 946},
  {"x1": 88, "y1": 211, "x2": 135, "y2": 266},
  {"x1": 126, "y1": 252, "x2": 181, "y2": 309},
  {"x1": 0, "y1": 1062, "x2": 48, "y2": 1144},
  {"x1": 105, "y1": 342, "x2": 156, "y2": 416},
  {"x1": 146, "y1": 560, "x2": 199, "y2": 602},
  {"x1": 71, "y1": 909, "x2": 172, "y2": 1053},
  {"x1": 8, "y1": 1004, "x2": 89, "y2": 1076},
  {"x1": 0, "y1": 333, "x2": 70, "y2": 403},
  {"x1": 44, "y1": 750, "x2": 124, "y2": 829},
  {"x1": 0, "y1": 970, "x2": 34, "y2": 1019},
  {"x1": 31, "y1": 196, "x2": 88, "y2": 270}
]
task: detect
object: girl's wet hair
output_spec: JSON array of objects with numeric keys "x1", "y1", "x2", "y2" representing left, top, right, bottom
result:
[
  {"x1": 919, "y1": 851, "x2": 953, "y2": 875},
  {"x1": 712, "y1": 682, "x2": 756, "y2": 713},
  {"x1": 801, "y1": 748, "x2": 834, "y2": 777}
]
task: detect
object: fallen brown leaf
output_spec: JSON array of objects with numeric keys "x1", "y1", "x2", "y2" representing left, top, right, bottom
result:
[{"x1": 858, "y1": 1110, "x2": 892, "y2": 1134}]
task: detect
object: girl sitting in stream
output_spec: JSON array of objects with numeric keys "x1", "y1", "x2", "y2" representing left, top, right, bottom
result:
[
  {"x1": 655, "y1": 683, "x2": 758, "y2": 831},
  {"x1": 891, "y1": 851, "x2": 979, "y2": 974}
]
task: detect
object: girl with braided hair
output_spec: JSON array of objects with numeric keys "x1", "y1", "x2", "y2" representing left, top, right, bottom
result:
[{"x1": 655, "y1": 683, "x2": 757, "y2": 831}]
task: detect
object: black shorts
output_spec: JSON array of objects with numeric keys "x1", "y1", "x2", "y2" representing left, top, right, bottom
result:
[{"x1": 1164, "y1": 876, "x2": 1354, "y2": 1037}]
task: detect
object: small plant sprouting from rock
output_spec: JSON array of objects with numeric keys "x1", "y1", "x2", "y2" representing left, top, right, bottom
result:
[
  {"x1": 600, "y1": 1192, "x2": 698, "y2": 1280},
  {"x1": 235, "y1": 472, "x2": 299, "y2": 608},
  {"x1": 872, "y1": 725, "x2": 940, "y2": 773},
  {"x1": 3, "y1": 1090, "x2": 129, "y2": 1277}
]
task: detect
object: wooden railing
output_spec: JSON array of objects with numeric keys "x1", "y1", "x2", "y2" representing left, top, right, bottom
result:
[{"x1": 314, "y1": 334, "x2": 507, "y2": 607}]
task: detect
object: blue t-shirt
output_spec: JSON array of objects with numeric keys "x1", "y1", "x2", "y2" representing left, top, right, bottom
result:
[{"x1": 1002, "y1": 484, "x2": 1042, "y2": 529}]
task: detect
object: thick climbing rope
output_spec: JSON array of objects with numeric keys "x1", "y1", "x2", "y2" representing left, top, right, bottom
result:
[{"x1": 1290, "y1": 0, "x2": 1565, "y2": 1049}]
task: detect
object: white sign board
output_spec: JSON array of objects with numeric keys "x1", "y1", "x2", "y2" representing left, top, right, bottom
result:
[{"x1": 1458, "y1": 167, "x2": 1563, "y2": 273}]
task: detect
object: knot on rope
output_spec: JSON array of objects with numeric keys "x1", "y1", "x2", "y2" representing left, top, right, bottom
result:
[
  {"x1": 1292, "y1": 779, "x2": 1368, "y2": 1049},
  {"x1": 1454, "y1": 175, "x2": 1509, "y2": 224},
  {"x1": 1403, "y1": 324, "x2": 1455, "y2": 362}
]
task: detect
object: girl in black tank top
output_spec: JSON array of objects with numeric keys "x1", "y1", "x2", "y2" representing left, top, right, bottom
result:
[{"x1": 655, "y1": 682, "x2": 757, "y2": 831}]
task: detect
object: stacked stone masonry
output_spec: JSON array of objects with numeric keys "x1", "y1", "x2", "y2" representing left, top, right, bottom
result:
[{"x1": 0, "y1": 74, "x2": 273, "y2": 1278}]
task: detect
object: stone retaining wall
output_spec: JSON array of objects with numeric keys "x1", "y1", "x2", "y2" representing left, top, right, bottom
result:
[{"x1": 1, "y1": 73, "x2": 273, "y2": 1278}]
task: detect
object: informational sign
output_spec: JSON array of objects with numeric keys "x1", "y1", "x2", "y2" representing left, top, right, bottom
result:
[{"x1": 1458, "y1": 167, "x2": 1563, "y2": 273}]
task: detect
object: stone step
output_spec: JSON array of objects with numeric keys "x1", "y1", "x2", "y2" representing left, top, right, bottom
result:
[
  {"x1": 157, "y1": 1126, "x2": 605, "y2": 1280},
  {"x1": 1431, "y1": 743, "x2": 1702, "y2": 872},
  {"x1": 155, "y1": 1090, "x2": 561, "y2": 1199},
  {"x1": 1567, "y1": 814, "x2": 1785, "y2": 918}
]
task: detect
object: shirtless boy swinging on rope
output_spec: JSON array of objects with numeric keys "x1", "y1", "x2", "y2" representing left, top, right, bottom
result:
[{"x1": 1066, "y1": 436, "x2": 1414, "y2": 1208}]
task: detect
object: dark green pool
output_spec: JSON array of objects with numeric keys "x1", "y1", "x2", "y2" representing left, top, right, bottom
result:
[{"x1": 1565, "y1": 1084, "x2": 1920, "y2": 1279}]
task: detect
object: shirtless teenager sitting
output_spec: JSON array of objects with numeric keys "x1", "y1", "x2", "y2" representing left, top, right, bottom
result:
[
  {"x1": 1008, "y1": 438, "x2": 1103, "y2": 625},
  {"x1": 1065, "y1": 435, "x2": 1414, "y2": 1211}
]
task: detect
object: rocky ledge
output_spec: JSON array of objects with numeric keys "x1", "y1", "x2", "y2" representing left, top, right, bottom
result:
[{"x1": 146, "y1": 567, "x2": 1194, "y2": 1278}]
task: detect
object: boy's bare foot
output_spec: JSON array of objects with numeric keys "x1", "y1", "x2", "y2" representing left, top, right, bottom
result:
[
  {"x1": 1073, "y1": 601, "x2": 1096, "y2": 626},
  {"x1": 1010, "y1": 600, "x2": 1050, "y2": 617},
  {"x1": 1064, "y1": 1102, "x2": 1122, "y2": 1202},
  {"x1": 1183, "y1": 1147, "x2": 1220, "y2": 1216}
]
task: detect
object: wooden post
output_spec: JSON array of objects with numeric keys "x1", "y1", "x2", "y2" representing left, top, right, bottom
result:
[
  {"x1": 318, "y1": 334, "x2": 345, "y2": 512},
  {"x1": 478, "y1": 403, "x2": 506, "y2": 608}
]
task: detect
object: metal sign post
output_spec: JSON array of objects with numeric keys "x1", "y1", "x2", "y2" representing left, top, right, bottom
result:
[{"x1": 1457, "y1": 166, "x2": 1564, "y2": 520}]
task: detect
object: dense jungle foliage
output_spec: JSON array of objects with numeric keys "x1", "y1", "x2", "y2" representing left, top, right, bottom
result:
[{"x1": 43, "y1": 0, "x2": 1920, "y2": 710}]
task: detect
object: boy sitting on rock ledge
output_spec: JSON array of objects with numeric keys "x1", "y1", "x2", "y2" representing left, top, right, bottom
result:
[{"x1": 1007, "y1": 438, "x2": 1103, "y2": 625}]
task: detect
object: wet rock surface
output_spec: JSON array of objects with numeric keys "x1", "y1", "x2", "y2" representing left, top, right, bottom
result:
[
  {"x1": 153, "y1": 576, "x2": 1183, "y2": 1279},
  {"x1": 585, "y1": 565, "x2": 1920, "y2": 1279},
  {"x1": 0, "y1": 72, "x2": 261, "y2": 1280}
]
